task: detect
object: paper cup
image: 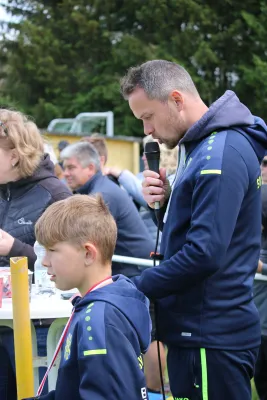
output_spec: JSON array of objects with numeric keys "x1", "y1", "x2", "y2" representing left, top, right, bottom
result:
[{"x1": 0, "y1": 268, "x2": 33, "y2": 299}]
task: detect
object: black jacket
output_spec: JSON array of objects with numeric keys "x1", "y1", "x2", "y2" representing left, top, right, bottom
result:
[
  {"x1": 77, "y1": 172, "x2": 154, "y2": 277},
  {"x1": 0, "y1": 154, "x2": 71, "y2": 270}
]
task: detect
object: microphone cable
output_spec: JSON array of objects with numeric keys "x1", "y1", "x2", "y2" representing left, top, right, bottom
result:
[{"x1": 153, "y1": 209, "x2": 166, "y2": 400}]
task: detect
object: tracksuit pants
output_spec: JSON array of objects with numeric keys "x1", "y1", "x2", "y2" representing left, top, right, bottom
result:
[{"x1": 167, "y1": 347, "x2": 258, "y2": 400}]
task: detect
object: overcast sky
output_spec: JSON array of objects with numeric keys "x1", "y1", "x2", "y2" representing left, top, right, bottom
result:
[{"x1": 0, "y1": 2, "x2": 9, "y2": 24}]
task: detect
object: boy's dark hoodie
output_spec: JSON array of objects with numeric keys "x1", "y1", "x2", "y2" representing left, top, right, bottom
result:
[{"x1": 24, "y1": 275, "x2": 151, "y2": 400}]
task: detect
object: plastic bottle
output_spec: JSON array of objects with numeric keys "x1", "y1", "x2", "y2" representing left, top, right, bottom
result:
[{"x1": 34, "y1": 241, "x2": 55, "y2": 294}]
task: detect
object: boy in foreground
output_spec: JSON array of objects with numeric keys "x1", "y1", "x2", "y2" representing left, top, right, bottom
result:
[{"x1": 24, "y1": 194, "x2": 151, "y2": 400}]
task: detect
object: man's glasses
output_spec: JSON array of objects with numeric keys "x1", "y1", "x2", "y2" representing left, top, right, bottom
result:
[
  {"x1": 262, "y1": 160, "x2": 267, "y2": 167},
  {"x1": 0, "y1": 121, "x2": 8, "y2": 137}
]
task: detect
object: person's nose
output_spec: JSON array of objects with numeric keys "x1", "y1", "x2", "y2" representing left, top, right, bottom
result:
[
  {"x1": 42, "y1": 252, "x2": 50, "y2": 268},
  {"x1": 143, "y1": 121, "x2": 155, "y2": 136},
  {"x1": 63, "y1": 169, "x2": 70, "y2": 178}
]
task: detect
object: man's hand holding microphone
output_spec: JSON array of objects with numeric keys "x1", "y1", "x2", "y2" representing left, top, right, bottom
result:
[{"x1": 142, "y1": 141, "x2": 171, "y2": 209}]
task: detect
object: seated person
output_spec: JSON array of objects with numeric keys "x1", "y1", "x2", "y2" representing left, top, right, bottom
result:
[
  {"x1": 61, "y1": 141, "x2": 154, "y2": 277},
  {"x1": 80, "y1": 134, "x2": 120, "y2": 186},
  {"x1": 24, "y1": 194, "x2": 151, "y2": 400}
]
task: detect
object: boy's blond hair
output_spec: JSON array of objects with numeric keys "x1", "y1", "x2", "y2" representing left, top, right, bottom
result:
[
  {"x1": 35, "y1": 194, "x2": 117, "y2": 264},
  {"x1": 0, "y1": 109, "x2": 44, "y2": 178}
]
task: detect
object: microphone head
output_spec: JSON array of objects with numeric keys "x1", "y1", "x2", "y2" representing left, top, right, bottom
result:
[
  {"x1": 144, "y1": 140, "x2": 160, "y2": 173},
  {"x1": 144, "y1": 141, "x2": 160, "y2": 155}
]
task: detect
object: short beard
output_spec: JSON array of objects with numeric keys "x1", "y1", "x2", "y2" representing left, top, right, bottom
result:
[
  {"x1": 164, "y1": 109, "x2": 185, "y2": 149},
  {"x1": 164, "y1": 141, "x2": 178, "y2": 150}
]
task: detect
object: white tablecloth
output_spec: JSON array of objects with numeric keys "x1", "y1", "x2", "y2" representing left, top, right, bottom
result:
[{"x1": 0, "y1": 294, "x2": 73, "y2": 320}]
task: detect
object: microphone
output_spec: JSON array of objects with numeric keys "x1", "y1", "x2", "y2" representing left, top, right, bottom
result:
[{"x1": 144, "y1": 141, "x2": 160, "y2": 210}]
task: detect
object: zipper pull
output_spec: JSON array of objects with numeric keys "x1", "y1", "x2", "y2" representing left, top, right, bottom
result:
[{"x1": 7, "y1": 187, "x2": 10, "y2": 201}]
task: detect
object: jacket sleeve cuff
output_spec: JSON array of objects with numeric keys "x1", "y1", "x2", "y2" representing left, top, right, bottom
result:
[
  {"x1": 9, "y1": 238, "x2": 26, "y2": 256},
  {"x1": 262, "y1": 263, "x2": 267, "y2": 275},
  {"x1": 8, "y1": 238, "x2": 36, "y2": 271}
]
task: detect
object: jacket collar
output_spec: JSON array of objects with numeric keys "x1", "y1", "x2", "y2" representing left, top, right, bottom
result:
[{"x1": 76, "y1": 171, "x2": 103, "y2": 194}]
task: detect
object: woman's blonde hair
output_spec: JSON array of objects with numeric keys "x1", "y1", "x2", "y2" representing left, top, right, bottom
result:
[{"x1": 0, "y1": 109, "x2": 44, "y2": 178}]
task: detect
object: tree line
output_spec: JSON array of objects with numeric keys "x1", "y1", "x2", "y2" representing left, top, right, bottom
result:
[{"x1": 0, "y1": 0, "x2": 267, "y2": 136}]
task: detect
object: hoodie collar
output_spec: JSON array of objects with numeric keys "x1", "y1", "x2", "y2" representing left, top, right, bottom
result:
[
  {"x1": 72, "y1": 275, "x2": 151, "y2": 353},
  {"x1": 181, "y1": 90, "x2": 254, "y2": 144}
]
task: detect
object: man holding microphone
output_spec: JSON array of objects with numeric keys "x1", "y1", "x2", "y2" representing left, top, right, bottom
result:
[{"x1": 120, "y1": 60, "x2": 267, "y2": 400}]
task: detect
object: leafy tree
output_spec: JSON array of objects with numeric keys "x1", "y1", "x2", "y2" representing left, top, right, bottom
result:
[{"x1": 1, "y1": 0, "x2": 267, "y2": 134}]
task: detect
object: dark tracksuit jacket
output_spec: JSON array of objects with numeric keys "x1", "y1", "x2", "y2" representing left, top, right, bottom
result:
[
  {"x1": 137, "y1": 90, "x2": 265, "y2": 351},
  {"x1": 24, "y1": 275, "x2": 151, "y2": 400},
  {"x1": 135, "y1": 90, "x2": 266, "y2": 398}
]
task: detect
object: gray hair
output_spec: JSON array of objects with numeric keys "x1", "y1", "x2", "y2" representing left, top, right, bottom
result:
[
  {"x1": 120, "y1": 60, "x2": 199, "y2": 101},
  {"x1": 61, "y1": 141, "x2": 101, "y2": 170}
]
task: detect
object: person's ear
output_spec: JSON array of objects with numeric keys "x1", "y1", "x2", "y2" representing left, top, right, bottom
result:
[
  {"x1": 84, "y1": 242, "x2": 97, "y2": 266},
  {"x1": 100, "y1": 156, "x2": 106, "y2": 168},
  {"x1": 170, "y1": 90, "x2": 184, "y2": 111},
  {"x1": 88, "y1": 163, "x2": 97, "y2": 176},
  {"x1": 10, "y1": 149, "x2": 19, "y2": 168}
]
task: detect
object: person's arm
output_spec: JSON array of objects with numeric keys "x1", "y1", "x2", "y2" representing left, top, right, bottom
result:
[
  {"x1": 257, "y1": 260, "x2": 267, "y2": 275},
  {"x1": 9, "y1": 238, "x2": 36, "y2": 270},
  {"x1": 77, "y1": 306, "x2": 147, "y2": 400},
  {"x1": 137, "y1": 146, "x2": 253, "y2": 299},
  {"x1": 105, "y1": 167, "x2": 147, "y2": 207},
  {"x1": 0, "y1": 228, "x2": 36, "y2": 270},
  {"x1": 119, "y1": 170, "x2": 147, "y2": 207}
]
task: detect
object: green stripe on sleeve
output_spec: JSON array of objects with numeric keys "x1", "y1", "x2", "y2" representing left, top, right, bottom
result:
[
  {"x1": 83, "y1": 349, "x2": 107, "y2": 356},
  {"x1": 200, "y1": 169, "x2": 222, "y2": 175},
  {"x1": 200, "y1": 348, "x2": 208, "y2": 400}
]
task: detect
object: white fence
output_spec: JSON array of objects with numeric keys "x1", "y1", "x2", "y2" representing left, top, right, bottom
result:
[{"x1": 112, "y1": 255, "x2": 267, "y2": 281}]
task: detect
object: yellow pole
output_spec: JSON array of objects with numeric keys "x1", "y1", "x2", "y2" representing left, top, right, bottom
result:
[{"x1": 10, "y1": 257, "x2": 34, "y2": 400}]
